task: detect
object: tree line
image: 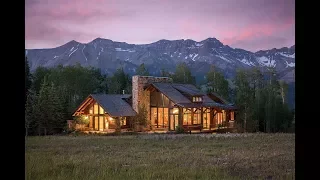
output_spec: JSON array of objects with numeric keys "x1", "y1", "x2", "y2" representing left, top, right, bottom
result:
[{"x1": 25, "y1": 58, "x2": 294, "y2": 135}]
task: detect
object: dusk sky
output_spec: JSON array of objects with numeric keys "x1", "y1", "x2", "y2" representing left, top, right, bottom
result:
[{"x1": 25, "y1": 0, "x2": 295, "y2": 52}]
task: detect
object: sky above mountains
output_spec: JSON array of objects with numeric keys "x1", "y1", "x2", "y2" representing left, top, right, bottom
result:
[{"x1": 25, "y1": 0, "x2": 295, "y2": 52}]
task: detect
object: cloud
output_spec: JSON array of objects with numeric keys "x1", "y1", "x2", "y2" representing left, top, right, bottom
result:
[
  {"x1": 25, "y1": 0, "x2": 295, "y2": 51},
  {"x1": 231, "y1": 36, "x2": 293, "y2": 52}
]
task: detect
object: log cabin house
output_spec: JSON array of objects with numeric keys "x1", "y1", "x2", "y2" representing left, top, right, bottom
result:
[{"x1": 70, "y1": 75, "x2": 237, "y2": 132}]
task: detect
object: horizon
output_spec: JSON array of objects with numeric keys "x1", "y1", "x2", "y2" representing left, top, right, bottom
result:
[
  {"x1": 25, "y1": 0, "x2": 295, "y2": 52},
  {"x1": 25, "y1": 37, "x2": 295, "y2": 53}
]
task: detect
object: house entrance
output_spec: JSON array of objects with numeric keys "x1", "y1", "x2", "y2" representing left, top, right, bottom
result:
[{"x1": 170, "y1": 114, "x2": 179, "y2": 131}]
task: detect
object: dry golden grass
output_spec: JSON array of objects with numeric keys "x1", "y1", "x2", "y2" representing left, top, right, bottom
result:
[{"x1": 25, "y1": 133, "x2": 294, "y2": 180}]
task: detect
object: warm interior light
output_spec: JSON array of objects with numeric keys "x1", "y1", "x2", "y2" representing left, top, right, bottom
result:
[
  {"x1": 84, "y1": 116, "x2": 88, "y2": 119},
  {"x1": 109, "y1": 117, "x2": 113, "y2": 120},
  {"x1": 173, "y1": 109, "x2": 179, "y2": 114}
]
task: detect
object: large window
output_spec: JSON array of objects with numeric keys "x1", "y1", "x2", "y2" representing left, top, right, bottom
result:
[
  {"x1": 150, "y1": 91, "x2": 170, "y2": 129},
  {"x1": 216, "y1": 112, "x2": 222, "y2": 125},
  {"x1": 94, "y1": 103, "x2": 99, "y2": 114},
  {"x1": 183, "y1": 108, "x2": 192, "y2": 125},
  {"x1": 193, "y1": 108, "x2": 201, "y2": 125},
  {"x1": 215, "y1": 110, "x2": 227, "y2": 125},
  {"x1": 89, "y1": 116, "x2": 93, "y2": 128},
  {"x1": 99, "y1": 106, "x2": 104, "y2": 114},
  {"x1": 169, "y1": 108, "x2": 179, "y2": 131},
  {"x1": 121, "y1": 117, "x2": 127, "y2": 126},
  {"x1": 150, "y1": 91, "x2": 170, "y2": 107},
  {"x1": 87, "y1": 102, "x2": 106, "y2": 131},
  {"x1": 170, "y1": 108, "x2": 179, "y2": 114},
  {"x1": 230, "y1": 111, "x2": 234, "y2": 120},
  {"x1": 89, "y1": 106, "x2": 93, "y2": 114},
  {"x1": 158, "y1": 108, "x2": 163, "y2": 127},
  {"x1": 151, "y1": 107, "x2": 157, "y2": 127},
  {"x1": 203, "y1": 108, "x2": 210, "y2": 129},
  {"x1": 151, "y1": 107, "x2": 169, "y2": 128}
]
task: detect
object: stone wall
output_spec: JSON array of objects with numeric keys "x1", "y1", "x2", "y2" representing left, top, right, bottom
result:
[{"x1": 132, "y1": 75, "x2": 173, "y2": 121}]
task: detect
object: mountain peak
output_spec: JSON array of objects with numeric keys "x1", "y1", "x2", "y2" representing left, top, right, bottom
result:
[
  {"x1": 69, "y1": 40, "x2": 80, "y2": 44},
  {"x1": 290, "y1": 45, "x2": 295, "y2": 50},
  {"x1": 203, "y1": 37, "x2": 218, "y2": 41},
  {"x1": 89, "y1": 37, "x2": 113, "y2": 44},
  {"x1": 200, "y1": 37, "x2": 224, "y2": 47}
]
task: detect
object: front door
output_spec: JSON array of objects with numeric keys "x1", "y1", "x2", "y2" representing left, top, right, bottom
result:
[{"x1": 170, "y1": 115, "x2": 179, "y2": 131}]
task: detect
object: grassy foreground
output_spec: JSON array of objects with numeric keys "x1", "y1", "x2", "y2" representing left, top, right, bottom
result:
[{"x1": 25, "y1": 133, "x2": 295, "y2": 180}]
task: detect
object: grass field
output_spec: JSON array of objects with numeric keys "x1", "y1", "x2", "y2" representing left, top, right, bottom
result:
[{"x1": 25, "y1": 133, "x2": 295, "y2": 180}]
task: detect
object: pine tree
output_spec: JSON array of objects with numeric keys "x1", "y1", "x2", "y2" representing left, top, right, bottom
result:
[
  {"x1": 31, "y1": 66, "x2": 51, "y2": 93},
  {"x1": 206, "y1": 65, "x2": 230, "y2": 101},
  {"x1": 136, "y1": 63, "x2": 150, "y2": 76},
  {"x1": 107, "y1": 67, "x2": 131, "y2": 94},
  {"x1": 234, "y1": 69, "x2": 254, "y2": 132},
  {"x1": 48, "y1": 82, "x2": 65, "y2": 132},
  {"x1": 25, "y1": 57, "x2": 32, "y2": 104},
  {"x1": 249, "y1": 68, "x2": 265, "y2": 132},
  {"x1": 25, "y1": 89, "x2": 37, "y2": 136},
  {"x1": 35, "y1": 76, "x2": 51, "y2": 135},
  {"x1": 34, "y1": 76, "x2": 65, "y2": 135},
  {"x1": 264, "y1": 67, "x2": 280, "y2": 132},
  {"x1": 172, "y1": 62, "x2": 196, "y2": 85}
]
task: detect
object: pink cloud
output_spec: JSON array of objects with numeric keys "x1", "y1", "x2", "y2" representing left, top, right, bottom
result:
[
  {"x1": 25, "y1": 0, "x2": 295, "y2": 51},
  {"x1": 221, "y1": 18, "x2": 294, "y2": 47}
]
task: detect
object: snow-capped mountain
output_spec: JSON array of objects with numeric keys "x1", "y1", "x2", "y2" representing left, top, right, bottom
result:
[{"x1": 25, "y1": 37, "x2": 295, "y2": 83}]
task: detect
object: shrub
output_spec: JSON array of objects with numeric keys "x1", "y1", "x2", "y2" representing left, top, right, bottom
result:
[
  {"x1": 217, "y1": 123, "x2": 224, "y2": 129},
  {"x1": 132, "y1": 105, "x2": 148, "y2": 131},
  {"x1": 175, "y1": 125, "x2": 185, "y2": 134}
]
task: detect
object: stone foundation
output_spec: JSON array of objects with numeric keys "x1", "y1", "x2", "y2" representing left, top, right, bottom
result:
[{"x1": 132, "y1": 75, "x2": 173, "y2": 121}]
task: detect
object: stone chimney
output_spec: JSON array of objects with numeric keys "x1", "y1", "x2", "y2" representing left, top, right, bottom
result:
[{"x1": 132, "y1": 75, "x2": 172, "y2": 118}]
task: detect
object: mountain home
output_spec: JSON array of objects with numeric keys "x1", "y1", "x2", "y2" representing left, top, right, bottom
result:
[{"x1": 71, "y1": 75, "x2": 237, "y2": 132}]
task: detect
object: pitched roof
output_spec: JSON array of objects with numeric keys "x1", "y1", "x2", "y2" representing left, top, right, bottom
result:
[
  {"x1": 147, "y1": 82, "x2": 237, "y2": 109},
  {"x1": 91, "y1": 94, "x2": 137, "y2": 117},
  {"x1": 172, "y1": 83, "x2": 205, "y2": 96},
  {"x1": 207, "y1": 92, "x2": 230, "y2": 104},
  {"x1": 151, "y1": 83, "x2": 191, "y2": 104},
  {"x1": 73, "y1": 94, "x2": 137, "y2": 117}
]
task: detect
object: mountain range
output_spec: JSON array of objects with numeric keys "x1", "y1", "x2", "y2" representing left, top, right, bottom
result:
[{"x1": 25, "y1": 37, "x2": 295, "y2": 82}]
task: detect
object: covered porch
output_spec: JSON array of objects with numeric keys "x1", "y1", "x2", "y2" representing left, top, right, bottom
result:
[{"x1": 150, "y1": 104, "x2": 237, "y2": 132}]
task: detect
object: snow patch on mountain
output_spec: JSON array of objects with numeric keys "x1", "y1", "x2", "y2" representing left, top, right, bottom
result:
[
  {"x1": 238, "y1": 58, "x2": 255, "y2": 66},
  {"x1": 279, "y1": 52, "x2": 295, "y2": 58},
  {"x1": 285, "y1": 61, "x2": 295, "y2": 67},
  {"x1": 192, "y1": 54, "x2": 199, "y2": 61},
  {"x1": 216, "y1": 55, "x2": 231, "y2": 63},
  {"x1": 195, "y1": 43, "x2": 203, "y2": 47},
  {"x1": 257, "y1": 56, "x2": 276, "y2": 67},
  {"x1": 69, "y1": 48, "x2": 78, "y2": 57},
  {"x1": 82, "y1": 45, "x2": 87, "y2": 62},
  {"x1": 115, "y1": 48, "x2": 136, "y2": 52}
]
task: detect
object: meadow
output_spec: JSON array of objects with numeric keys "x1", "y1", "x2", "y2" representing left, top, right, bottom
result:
[{"x1": 25, "y1": 133, "x2": 295, "y2": 180}]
